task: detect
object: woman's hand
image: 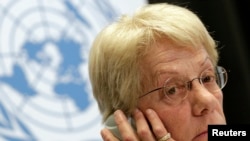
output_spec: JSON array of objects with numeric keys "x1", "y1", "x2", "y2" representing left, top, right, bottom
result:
[
  {"x1": 101, "y1": 109, "x2": 175, "y2": 141},
  {"x1": 101, "y1": 110, "x2": 138, "y2": 141}
]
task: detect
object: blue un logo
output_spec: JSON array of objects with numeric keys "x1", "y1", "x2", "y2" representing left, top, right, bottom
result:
[{"x1": 0, "y1": 0, "x2": 119, "y2": 140}]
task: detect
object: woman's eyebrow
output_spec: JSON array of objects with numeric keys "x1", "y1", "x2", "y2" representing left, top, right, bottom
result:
[
  {"x1": 201, "y1": 56, "x2": 211, "y2": 66},
  {"x1": 155, "y1": 69, "x2": 180, "y2": 83}
]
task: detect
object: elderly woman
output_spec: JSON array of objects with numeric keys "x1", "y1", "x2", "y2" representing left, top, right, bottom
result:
[{"x1": 88, "y1": 3, "x2": 228, "y2": 141}]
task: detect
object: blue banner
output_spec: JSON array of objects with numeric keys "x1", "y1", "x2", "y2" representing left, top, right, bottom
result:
[{"x1": 0, "y1": 0, "x2": 146, "y2": 140}]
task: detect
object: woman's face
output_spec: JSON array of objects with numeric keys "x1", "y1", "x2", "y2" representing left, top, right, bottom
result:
[{"x1": 138, "y1": 39, "x2": 226, "y2": 141}]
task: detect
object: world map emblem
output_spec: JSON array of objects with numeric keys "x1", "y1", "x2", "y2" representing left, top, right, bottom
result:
[{"x1": 0, "y1": 0, "x2": 119, "y2": 140}]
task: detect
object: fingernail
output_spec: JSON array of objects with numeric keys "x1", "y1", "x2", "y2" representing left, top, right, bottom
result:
[
  {"x1": 146, "y1": 109, "x2": 153, "y2": 115},
  {"x1": 114, "y1": 110, "x2": 125, "y2": 122},
  {"x1": 133, "y1": 108, "x2": 140, "y2": 114},
  {"x1": 132, "y1": 108, "x2": 140, "y2": 118}
]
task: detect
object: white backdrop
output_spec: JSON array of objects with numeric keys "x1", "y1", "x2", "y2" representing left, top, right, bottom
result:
[{"x1": 0, "y1": 0, "x2": 147, "y2": 140}]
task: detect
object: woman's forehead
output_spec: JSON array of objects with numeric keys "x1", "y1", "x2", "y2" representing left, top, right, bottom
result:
[
  {"x1": 141, "y1": 46, "x2": 212, "y2": 83},
  {"x1": 142, "y1": 43, "x2": 209, "y2": 69}
]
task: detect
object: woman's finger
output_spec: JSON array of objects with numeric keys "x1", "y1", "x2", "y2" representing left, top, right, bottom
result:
[
  {"x1": 101, "y1": 128, "x2": 119, "y2": 141},
  {"x1": 145, "y1": 109, "x2": 175, "y2": 141},
  {"x1": 133, "y1": 108, "x2": 156, "y2": 141},
  {"x1": 114, "y1": 110, "x2": 139, "y2": 141}
]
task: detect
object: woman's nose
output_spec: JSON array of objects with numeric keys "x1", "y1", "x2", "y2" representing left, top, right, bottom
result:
[{"x1": 189, "y1": 81, "x2": 220, "y2": 116}]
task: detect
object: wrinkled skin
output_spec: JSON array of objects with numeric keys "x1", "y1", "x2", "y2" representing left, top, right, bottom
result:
[{"x1": 101, "y1": 40, "x2": 226, "y2": 141}]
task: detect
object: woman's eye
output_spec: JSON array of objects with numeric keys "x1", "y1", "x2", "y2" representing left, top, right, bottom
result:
[
  {"x1": 166, "y1": 87, "x2": 177, "y2": 95},
  {"x1": 202, "y1": 75, "x2": 215, "y2": 83}
]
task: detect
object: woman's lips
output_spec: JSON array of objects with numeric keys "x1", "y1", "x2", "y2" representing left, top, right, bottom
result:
[{"x1": 193, "y1": 131, "x2": 208, "y2": 141}]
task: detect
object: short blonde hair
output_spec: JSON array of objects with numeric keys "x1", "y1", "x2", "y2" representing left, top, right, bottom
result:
[{"x1": 88, "y1": 3, "x2": 218, "y2": 122}]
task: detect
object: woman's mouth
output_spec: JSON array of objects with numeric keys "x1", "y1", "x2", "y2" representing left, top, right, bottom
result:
[{"x1": 193, "y1": 131, "x2": 208, "y2": 141}]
